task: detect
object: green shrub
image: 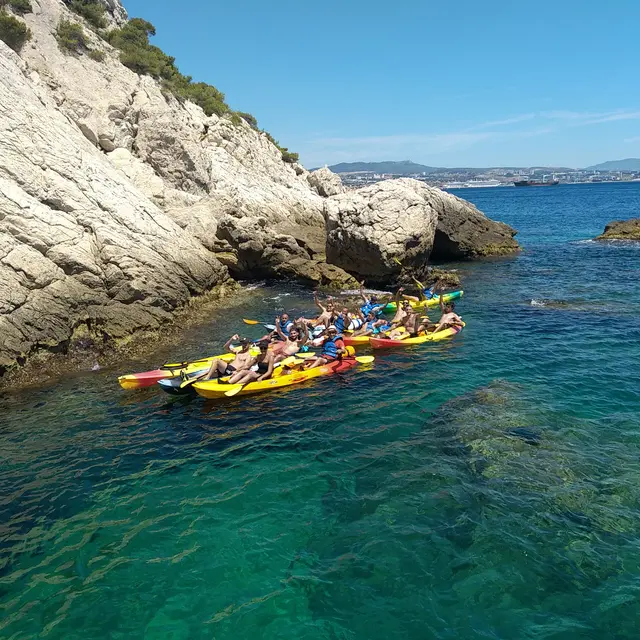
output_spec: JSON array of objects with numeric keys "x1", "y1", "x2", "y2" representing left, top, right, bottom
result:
[
  {"x1": 0, "y1": 9, "x2": 31, "y2": 51},
  {"x1": 69, "y1": 0, "x2": 106, "y2": 29},
  {"x1": 236, "y1": 111, "x2": 258, "y2": 128},
  {"x1": 88, "y1": 48, "x2": 104, "y2": 61},
  {"x1": 106, "y1": 16, "x2": 299, "y2": 161},
  {"x1": 8, "y1": 0, "x2": 32, "y2": 15},
  {"x1": 55, "y1": 19, "x2": 87, "y2": 52},
  {"x1": 280, "y1": 148, "x2": 299, "y2": 164}
]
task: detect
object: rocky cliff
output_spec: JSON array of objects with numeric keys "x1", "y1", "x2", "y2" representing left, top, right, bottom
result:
[
  {"x1": 0, "y1": 0, "x2": 518, "y2": 381},
  {"x1": 596, "y1": 219, "x2": 640, "y2": 241}
]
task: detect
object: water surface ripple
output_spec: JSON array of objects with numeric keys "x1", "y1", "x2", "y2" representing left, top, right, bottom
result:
[{"x1": 1, "y1": 183, "x2": 640, "y2": 639}]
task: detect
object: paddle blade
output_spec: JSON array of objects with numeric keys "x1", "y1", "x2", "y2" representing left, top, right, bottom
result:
[
  {"x1": 224, "y1": 385, "x2": 244, "y2": 397},
  {"x1": 355, "y1": 355, "x2": 375, "y2": 364},
  {"x1": 242, "y1": 318, "x2": 259, "y2": 325},
  {"x1": 180, "y1": 378, "x2": 196, "y2": 389},
  {"x1": 263, "y1": 324, "x2": 276, "y2": 331}
]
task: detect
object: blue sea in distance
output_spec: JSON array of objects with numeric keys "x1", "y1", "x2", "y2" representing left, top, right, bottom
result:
[{"x1": 1, "y1": 182, "x2": 640, "y2": 639}]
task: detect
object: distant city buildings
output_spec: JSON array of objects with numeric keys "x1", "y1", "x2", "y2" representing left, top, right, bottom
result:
[{"x1": 337, "y1": 168, "x2": 640, "y2": 189}]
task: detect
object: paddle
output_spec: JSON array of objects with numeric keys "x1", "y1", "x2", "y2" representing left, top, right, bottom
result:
[
  {"x1": 179, "y1": 371, "x2": 209, "y2": 389},
  {"x1": 242, "y1": 318, "x2": 276, "y2": 330},
  {"x1": 393, "y1": 257, "x2": 426, "y2": 290},
  {"x1": 354, "y1": 355, "x2": 375, "y2": 364}
]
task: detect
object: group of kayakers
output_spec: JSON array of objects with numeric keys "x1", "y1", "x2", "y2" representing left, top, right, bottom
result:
[{"x1": 196, "y1": 282, "x2": 463, "y2": 386}]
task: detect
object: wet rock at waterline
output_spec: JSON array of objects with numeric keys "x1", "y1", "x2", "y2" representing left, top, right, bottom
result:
[{"x1": 596, "y1": 218, "x2": 640, "y2": 241}]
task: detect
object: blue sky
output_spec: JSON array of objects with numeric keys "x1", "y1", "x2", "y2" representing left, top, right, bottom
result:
[{"x1": 124, "y1": 0, "x2": 640, "y2": 168}]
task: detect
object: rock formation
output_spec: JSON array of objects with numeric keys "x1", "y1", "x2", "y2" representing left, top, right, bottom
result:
[
  {"x1": 596, "y1": 219, "x2": 640, "y2": 241},
  {"x1": 324, "y1": 179, "x2": 519, "y2": 282},
  {"x1": 324, "y1": 179, "x2": 439, "y2": 282},
  {"x1": 429, "y1": 189, "x2": 519, "y2": 260},
  {"x1": 0, "y1": 41, "x2": 227, "y2": 375},
  {"x1": 0, "y1": 0, "x2": 517, "y2": 381}
]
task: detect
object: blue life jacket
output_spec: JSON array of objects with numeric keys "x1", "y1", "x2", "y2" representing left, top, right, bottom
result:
[
  {"x1": 421, "y1": 288, "x2": 435, "y2": 300},
  {"x1": 373, "y1": 322, "x2": 391, "y2": 334},
  {"x1": 334, "y1": 314, "x2": 346, "y2": 333},
  {"x1": 361, "y1": 302, "x2": 384, "y2": 318},
  {"x1": 322, "y1": 337, "x2": 342, "y2": 359},
  {"x1": 276, "y1": 320, "x2": 294, "y2": 341}
]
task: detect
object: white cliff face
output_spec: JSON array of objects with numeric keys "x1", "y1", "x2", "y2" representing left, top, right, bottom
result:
[
  {"x1": 0, "y1": 40, "x2": 227, "y2": 373},
  {"x1": 0, "y1": 0, "x2": 349, "y2": 377}
]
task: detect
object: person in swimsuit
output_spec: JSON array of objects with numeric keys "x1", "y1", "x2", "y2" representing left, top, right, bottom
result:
[
  {"x1": 228, "y1": 340, "x2": 275, "y2": 385},
  {"x1": 352, "y1": 311, "x2": 387, "y2": 337},
  {"x1": 430, "y1": 294, "x2": 464, "y2": 334},
  {"x1": 304, "y1": 326, "x2": 346, "y2": 369},
  {"x1": 202, "y1": 335, "x2": 255, "y2": 380},
  {"x1": 271, "y1": 322, "x2": 309, "y2": 362},
  {"x1": 312, "y1": 293, "x2": 336, "y2": 328}
]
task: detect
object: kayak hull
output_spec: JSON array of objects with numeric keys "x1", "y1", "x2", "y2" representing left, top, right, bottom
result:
[
  {"x1": 383, "y1": 290, "x2": 463, "y2": 312},
  {"x1": 343, "y1": 334, "x2": 371, "y2": 347},
  {"x1": 193, "y1": 358, "x2": 358, "y2": 399},
  {"x1": 369, "y1": 325, "x2": 463, "y2": 348},
  {"x1": 118, "y1": 353, "x2": 237, "y2": 390}
]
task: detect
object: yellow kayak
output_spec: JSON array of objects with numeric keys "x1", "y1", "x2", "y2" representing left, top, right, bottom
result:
[
  {"x1": 193, "y1": 357, "x2": 359, "y2": 399},
  {"x1": 384, "y1": 290, "x2": 463, "y2": 311},
  {"x1": 369, "y1": 323, "x2": 464, "y2": 348},
  {"x1": 118, "y1": 350, "x2": 256, "y2": 390}
]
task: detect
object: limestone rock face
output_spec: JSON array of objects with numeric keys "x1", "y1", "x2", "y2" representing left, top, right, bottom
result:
[
  {"x1": 429, "y1": 189, "x2": 519, "y2": 260},
  {"x1": 596, "y1": 218, "x2": 640, "y2": 241},
  {"x1": 0, "y1": 42, "x2": 227, "y2": 373},
  {"x1": 307, "y1": 167, "x2": 345, "y2": 197},
  {"x1": 324, "y1": 179, "x2": 439, "y2": 281}
]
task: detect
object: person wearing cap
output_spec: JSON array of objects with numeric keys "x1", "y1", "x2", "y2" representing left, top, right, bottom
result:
[
  {"x1": 201, "y1": 334, "x2": 256, "y2": 380},
  {"x1": 304, "y1": 325, "x2": 346, "y2": 369},
  {"x1": 227, "y1": 340, "x2": 275, "y2": 385}
]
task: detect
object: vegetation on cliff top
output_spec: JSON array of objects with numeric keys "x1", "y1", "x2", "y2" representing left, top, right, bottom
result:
[
  {"x1": 0, "y1": 4, "x2": 31, "y2": 52},
  {"x1": 103, "y1": 17, "x2": 299, "y2": 163}
]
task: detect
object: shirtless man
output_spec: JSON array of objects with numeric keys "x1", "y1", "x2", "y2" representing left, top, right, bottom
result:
[
  {"x1": 201, "y1": 335, "x2": 255, "y2": 380},
  {"x1": 312, "y1": 293, "x2": 336, "y2": 328},
  {"x1": 270, "y1": 321, "x2": 309, "y2": 362},
  {"x1": 429, "y1": 294, "x2": 464, "y2": 334},
  {"x1": 228, "y1": 340, "x2": 275, "y2": 385}
]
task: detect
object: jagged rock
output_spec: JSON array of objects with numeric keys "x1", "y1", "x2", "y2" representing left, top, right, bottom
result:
[
  {"x1": 0, "y1": 41, "x2": 227, "y2": 374},
  {"x1": 324, "y1": 179, "x2": 439, "y2": 282},
  {"x1": 274, "y1": 258, "x2": 359, "y2": 290},
  {"x1": 429, "y1": 189, "x2": 519, "y2": 260},
  {"x1": 596, "y1": 218, "x2": 640, "y2": 240},
  {"x1": 307, "y1": 167, "x2": 345, "y2": 197}
]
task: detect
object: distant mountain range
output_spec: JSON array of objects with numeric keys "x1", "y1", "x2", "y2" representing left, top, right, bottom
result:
[{"x1": 584, "y1": 158, "x2": 640, "y2": 171}]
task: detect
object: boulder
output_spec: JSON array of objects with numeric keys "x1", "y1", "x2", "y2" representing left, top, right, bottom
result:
[
  {"x1": 324, "y1": 179, "x2": 439, "y2": 282},
  {"x1": 596, "y1": 218, "x2": 640, "y2": 241},
  {"x1": 428, "y1": 189, "x2": 519, "y2": 260},
  {"x1": 307, "y1": 167, "x2": 345, "y2": 197}
]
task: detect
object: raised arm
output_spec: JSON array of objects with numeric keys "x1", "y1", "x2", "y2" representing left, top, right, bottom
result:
[
  {"x1": 314, "y1": 292, "x2": 327, "y2": 313},
  {"x1": 439, "y1": 292, "x2": 445, "y2": 313},
  {"x1": 274, "y1": 317, "x2": 286, "y2": 341},
  {"x1": 299, "y1": 322, "x2": 309, "y2": 346},
  {"x1": 359, "y1": 281, "x2": 370, "y2": 305},
  {"x1": 224, "y1": 334, "x2": 240, "y2": 352}
]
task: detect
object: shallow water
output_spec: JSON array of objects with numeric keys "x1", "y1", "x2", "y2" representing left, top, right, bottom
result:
[{"x1": 2, "y1": 183, "x2": 640, "y2": 639}]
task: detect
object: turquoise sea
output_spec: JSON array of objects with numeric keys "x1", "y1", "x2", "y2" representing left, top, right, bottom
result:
[{"x1": 2, "y1": 182, "x2": 640, "y2": 639}]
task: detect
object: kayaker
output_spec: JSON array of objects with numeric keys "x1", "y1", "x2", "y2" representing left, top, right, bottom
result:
[
  {"x1": 390, "y1": 288, "x2": 411, "y2": 324},
  {"x1": 271, "y1": 322, "x2": 309, "y2": 362},
  {"x1": 275, "y1": 313, "x2": 295, "y2": 339},
  {"x1": 312, "y1": 292, "x2": 336, "y2": 328},
  {"x1": 333, "y1": 307, "x2": 351, "y2": 335},
  {"x1": 228, "y1": 340, "x2": 275, "y2": 385},
  {"x1": 352, "y1": 311, "x2": 389, "y2": 337},
  {"x1": 359, "y1": 282, "x2": 385, "y2": 318},
  {"x1": 201, "y1": 335, "x2": 255, "y2": 380},
  {"x1": 304, "y1": 326, "x2": 346, "y2": 369},
  {"x1": 430, "y1": 294, "x2": 464, "y2": 333}
]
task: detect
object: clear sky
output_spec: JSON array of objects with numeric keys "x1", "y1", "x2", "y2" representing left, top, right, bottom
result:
[{"x1": 123, "y1": 0, "x2": 640, "y2": 169}]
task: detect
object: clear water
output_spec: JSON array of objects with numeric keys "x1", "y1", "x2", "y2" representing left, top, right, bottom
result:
[{"x1": 2, "y1": 183, "x2": 640, "y2": 639}]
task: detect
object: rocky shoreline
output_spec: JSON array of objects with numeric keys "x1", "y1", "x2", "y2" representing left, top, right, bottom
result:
[
  {"x1": 596, "y1": 218, "x2": 640, "y2": 241},
  {"x1": 0, "y1": 0, "x2": 519, "y2": 386}
]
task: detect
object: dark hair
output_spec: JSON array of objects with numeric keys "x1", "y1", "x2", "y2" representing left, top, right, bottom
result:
[{"x1": 257, "y1": 340, "x2": 270, "y2": 351}]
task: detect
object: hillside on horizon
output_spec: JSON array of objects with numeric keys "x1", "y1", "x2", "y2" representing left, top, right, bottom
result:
[
  {"x1": 326, "y1": 161, "x2": 575, "y2": 174},
  {"x1": 585, "y1": 158, "x2": 640, "y2": 171}
]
